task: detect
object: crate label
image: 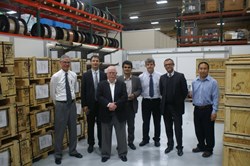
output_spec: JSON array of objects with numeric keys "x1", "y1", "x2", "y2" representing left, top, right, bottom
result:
[
  {"x1": 0, "y1": 150, "x2": 9, "y2": 166},
  {"x1": 75, "y1": 81, "x2": 80, "y2": 93},
  {"x1": 39, "y1": 134, "x2": 52, "y2": 150},
  {"x1": 35, "y1": 84, "x2": 49, "y2": 99},
  {"x1": 36, "y1": 110, "x2": 50, "y2": 127},
  {"x1": 76, "y1": 103, "x2": 81, "y2": 115},
  {"x1": 36, "y1": 60, "x2": 49, "y2": 74},
  {"x1": 71, "y1": 62, "x2": 81, "y2": 74},
  {"x1": 77, "y1": 124, "x2": 81, "y2": 136},
  {"x1": 0, "y1": 110, "x2": 7, "y2": 128}
]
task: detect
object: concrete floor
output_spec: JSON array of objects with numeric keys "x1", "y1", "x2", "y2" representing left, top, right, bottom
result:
[{"x1": 33, "y1": 100, "x2": 223, "y2": 166}]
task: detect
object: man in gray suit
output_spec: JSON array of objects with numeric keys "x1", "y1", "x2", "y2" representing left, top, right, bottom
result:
[{"x1": 117, "y1": 60, "x2": 142, "y2": 150}]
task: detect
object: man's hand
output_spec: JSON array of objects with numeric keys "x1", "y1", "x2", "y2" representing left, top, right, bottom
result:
[
  {"x1": 211, "y1": 113, "x2": 217, "y2": 121},
  {"x1": 108, "y1": 102, "x2": 117, "y2": 111},
  {"x1": 83, "y1": 106, "x2": 89, "y2": 113},
  {"x1": 128, "y1": 93, "x2": 135, "y2": 100}
]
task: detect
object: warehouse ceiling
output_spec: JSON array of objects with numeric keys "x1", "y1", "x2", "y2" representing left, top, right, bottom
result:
[{"x1": 90, "y1": 0, "x2": 250, "y2": 37}]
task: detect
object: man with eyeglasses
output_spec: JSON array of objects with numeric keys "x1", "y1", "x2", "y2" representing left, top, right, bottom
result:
[
  {"x1": 117, "y1": 60, "x2": 142, "y2": 150},
  {"x1": 159, "y1": 58, "x2": 188, "y2": 156},
  {"x1": 50, "y1": 55, "x2": 82, "y2": 165}
]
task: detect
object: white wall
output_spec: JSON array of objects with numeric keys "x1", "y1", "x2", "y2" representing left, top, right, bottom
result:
[{"x1": 126, "y1": 45, "x2": 250, "y2": 87}]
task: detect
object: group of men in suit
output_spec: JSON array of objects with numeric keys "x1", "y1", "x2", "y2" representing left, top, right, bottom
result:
[{"x1": 51, "y1": 55, "x2": 218, "y2": 165}]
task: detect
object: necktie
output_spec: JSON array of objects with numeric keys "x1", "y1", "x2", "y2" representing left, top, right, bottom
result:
[
  {"x1": 65, "y1": 72, "x2": 72, "y2": 103},
  {"x1": 94, "y1": 71, "x2": 98, "y2": 90},
  {"x1": 169, "y1": 73, "x2": 172, "y2": 77},
  {"x1": 149, "y1": 74, "x2": 154, "y2": 98}
]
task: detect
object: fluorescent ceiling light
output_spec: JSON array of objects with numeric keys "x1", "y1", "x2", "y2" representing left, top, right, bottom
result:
[
  {"x1": 246, "y1": 10, "x2": 250, "y2": 13},
  {"x1": 151, "y1": 21, "x2": 159, "y2": 25},
  {"x1": 130, "y1": 16, "x2": 138, "y2": 19},
  {"x1": 217, "y1": 22, "x2": 225, "y2": 26},
  {"x1": 156, "y1": 0, "x2": 168, "y2": 4},
  {"x1": 154, "y1": 28, "x2": 161, "y2": 30},
  {"x1": 6, "y1": 10, "x2": 17, "y2": 14}
]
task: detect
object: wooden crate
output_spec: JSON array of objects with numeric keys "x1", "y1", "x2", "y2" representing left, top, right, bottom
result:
[
  {"x1": 31, "y1": 131, "x2": 54, "y2": 158},
  {"x1": 30, "y1": 105, "x2": 54, "y2": 133},
  {"x1": 213, "y1": 75, "x2": 225, "y2": 88},
  {"x1": 217, "y1": 105, "x2": 225, "y2": 122},
  {"x1": 16, "y1": 85, "x2": 30, "y2": 106},
  {"x1": 229, "y1": 54, "x2": 250, "y2": 60},
  {"x1": 0, "y1": 105, "x2": 17, "y2": 142},
  {"x1": 81, "y1": 59, "x2": 87, "y2": 73},
  {"x1": 70, "y1": 58, "x2": 82, "y2": 76},
  {"x1": 0, "y1": 41, "x2": 14, "y2": 66},
  {"x1": 19, "y1": 137, "x2": 32, "y2": 165},
  {"x1": 0, "y1": 73, "x2": 16, "y2": 98},
  {"x1": 14, "y1": 57, "x2": 51, "y2": 79},
  {"x1": 16, "y1": 103, "x2": 30, "y2": 133},
  {"x1": 76, "y1": 99, "x2": 84, "y2": 119},
  {"x1": 224, "y1": 134, "x2": 250, "y2": 149},
  {"x1": 224, "y1": 0, "x2": 244, "y2": 11},
  {"x1": 29, "y1": 83, "x2": 50, "y2": 106},
  {"x1": 196, "y1": 58, "x2": 227, "y2": 72},
  {"x1": 51, "y1": 58, "x2": 60, "y2": 75},
  {"x1": 205, "y1": 0, "x2": 219, "y2": 13},
  {"x1": 224, "y1": 106, "x2": 250, "y2": 136},
  {"x1": 219, "y1": 88, "x2": 225, "y2": 104},
  {"x1": 223, "y1": 145, "x2": 250, "y2": 166},
  {"x1": 225, "y1": 95, "x2": 250, "y2": 108},
  {"x1": 75, "y1": 79, "x2": 81, "y2": 98},
  {"x1": 225, "y1": 62, "x2": 250, "y2": 96},
  {"x1": 0, "y1": 140, "x2": 20, "y2": 166}
]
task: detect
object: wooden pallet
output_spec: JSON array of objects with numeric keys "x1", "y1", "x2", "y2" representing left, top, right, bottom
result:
[{"x1": 0, "y1": 140, "x2": 20, "y2": 166}]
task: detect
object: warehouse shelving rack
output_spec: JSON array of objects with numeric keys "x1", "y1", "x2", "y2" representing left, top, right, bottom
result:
[
  {"x1": 0, "y1": 0, "x2": 123, "y2": 60},
  {"x1": 177, "y1": 9, "x2": 250, "y2": 47}
]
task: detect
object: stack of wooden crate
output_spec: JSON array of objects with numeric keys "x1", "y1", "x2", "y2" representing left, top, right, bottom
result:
[
  {"x1": 0, "y1": 41, "x2": 23, "y2": 165},
  {"x1": 223, "y1": 55, "x2": 250, "y2": 166},
  {"x1": 196, "y1": 58, "x2": 227, "y2": 122},
  {"x1": 14, "y1": 57, "x2": 55, "y2": 161}
]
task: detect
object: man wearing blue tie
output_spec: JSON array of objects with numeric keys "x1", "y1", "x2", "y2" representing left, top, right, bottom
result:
[{"x1": 139, "y1": 58, "x2": 162, "y2": 147}]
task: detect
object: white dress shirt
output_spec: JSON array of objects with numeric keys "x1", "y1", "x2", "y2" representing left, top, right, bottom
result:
[
  {"x1": 50, "y1": 69, "x2": 77, "y2": 102},
  {"x1": 139, "y1": 71, "x2": 162, "y2": 99}
]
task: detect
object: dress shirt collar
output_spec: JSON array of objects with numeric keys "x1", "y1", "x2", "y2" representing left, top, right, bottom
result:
[
  {"x1": 108, "y1": 79, "x2": 117, "y2": 84},
  {"x1": 91, "y1": 69, "x2": 99, "y2": 74},
  {"x1": 196, "y1": 75, "x2": 211, "y2": 81},
  {"x1": 167, "y1": 71, "x2": 174, "y2": 77},
  {"x1": 124, "y1": 75, "x2": 132, "y2": 80}
]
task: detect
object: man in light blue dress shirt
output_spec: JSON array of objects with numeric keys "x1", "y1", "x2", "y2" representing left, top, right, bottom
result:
[{"x1": 191, "y1": 61, "x2": 219, "y2": 158}]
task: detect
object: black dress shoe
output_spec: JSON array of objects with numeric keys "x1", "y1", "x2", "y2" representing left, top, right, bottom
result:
[
  {"x1": 164, "y1": 147, "x2": 173, "y2": 154},
  {"x1": 120, "y1": 156, "x2": 127, "y2": 162},
  {"x1": 101, "y1": 157, "x2": 109, "y2": 162},
  {"x1": 202, "y1": 151, "x2": 213, "y2": 157},
  {"x1": 192, "y1": 147, "x2": 204, "y2": 153},
  {"x1": 139, "y1": 140, "x2": 149, "y2": 146},
  {"x1": 128, "y1": 143, "x2": 136, "y2": 150},
  {"x1": 154, "y1": 141, "x2": 160, "y2": 147},
  {"x1": 88, "y1": 145, "x2": 94, "y2": 153},
  {"x1": 55, "y1": 158, "x2": 61, "y2": 165},
  {"x1": 177, "y1": 149, "x2": 183, "y2": 156},
  {"x1": 69, "y1": 153, "x2": 83, "y2": 158}
]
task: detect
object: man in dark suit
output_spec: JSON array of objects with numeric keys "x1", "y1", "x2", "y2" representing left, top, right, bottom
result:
[
  {"x1": 81, "y1": 55, "x2": 107, "y2": 153},
  {"x1": 117, "y1": 60, "x2": 142, "y2": 150},
  {"x1": 159, "y1": 58, "x2": 188, "y2": 156},
  {"x1": 97, "y1": 66, "x2": 128, "y2": 162}
]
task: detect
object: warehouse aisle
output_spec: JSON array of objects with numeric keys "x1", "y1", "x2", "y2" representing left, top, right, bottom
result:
[{"x1": 33, "y1": 100, "x2": 223, "y2": 166}]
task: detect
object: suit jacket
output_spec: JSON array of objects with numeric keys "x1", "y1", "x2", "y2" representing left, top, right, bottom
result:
[
  {"x1": 97, "y1": 80, "x2": 128, "y2": 123},
  {"x1": 159, "y1": 71, "x2": 188, "y2": 115},
  {"x1": 81, "y1": 69, "x2": 107, "y2": 110},
  {"x1": 117, "y1": 75, "x2": 142, "y2": 113}
]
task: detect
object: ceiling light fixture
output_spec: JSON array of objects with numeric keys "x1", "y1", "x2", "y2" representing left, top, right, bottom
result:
[
  {"x1": 154, "y1": 28, "x2": 161, "y2": 30},
  {"x1": 6, "y1": 10, "x2": 17, "y2": 14},
  {"x1": 151, "y1": 21, "x2": 159, "y2": 25},
  {"x1": 217, "y1": 22, "x2": 225, "y2": 26},
  {"x1": 129, "y1": 16, "x2": 139, "y2": 19},
  {"x1": 156, "y1": 0, "x2": 168, "y2": 4}
]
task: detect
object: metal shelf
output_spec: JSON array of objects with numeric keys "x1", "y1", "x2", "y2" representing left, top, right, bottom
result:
[{"x1": 1, "y1": 0, "x2": 123, "y2": 33}]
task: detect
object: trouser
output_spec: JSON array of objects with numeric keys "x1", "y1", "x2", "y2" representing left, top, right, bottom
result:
[
  {"x1": 54, "y1": 101, "x2": 77, "y2": 159},
  {"x1": 126, "y1": 101, "x2": 136, "y2": 144},
  {"x1": 141, "y1": 98, "x2": 161, "y2": 142}
]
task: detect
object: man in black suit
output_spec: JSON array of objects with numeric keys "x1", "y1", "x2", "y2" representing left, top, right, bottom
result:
[
  {"x1": 81, "y1": 55, "x2": 107, "y2": 153},
  {"x1": 97, "y1": 66, "x2": 128, "y2": 162},
  {"x1": 160, "y1": 58, "x2": 188, "y2": 156},
  {"x1": 117, "y1": 60, "x2": 142, "y2": 150}
]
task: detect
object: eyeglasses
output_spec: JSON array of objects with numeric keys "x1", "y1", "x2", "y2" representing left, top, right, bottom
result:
[{"x1": 61, "y1": 61, "x2": 71, "y2": 64}]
